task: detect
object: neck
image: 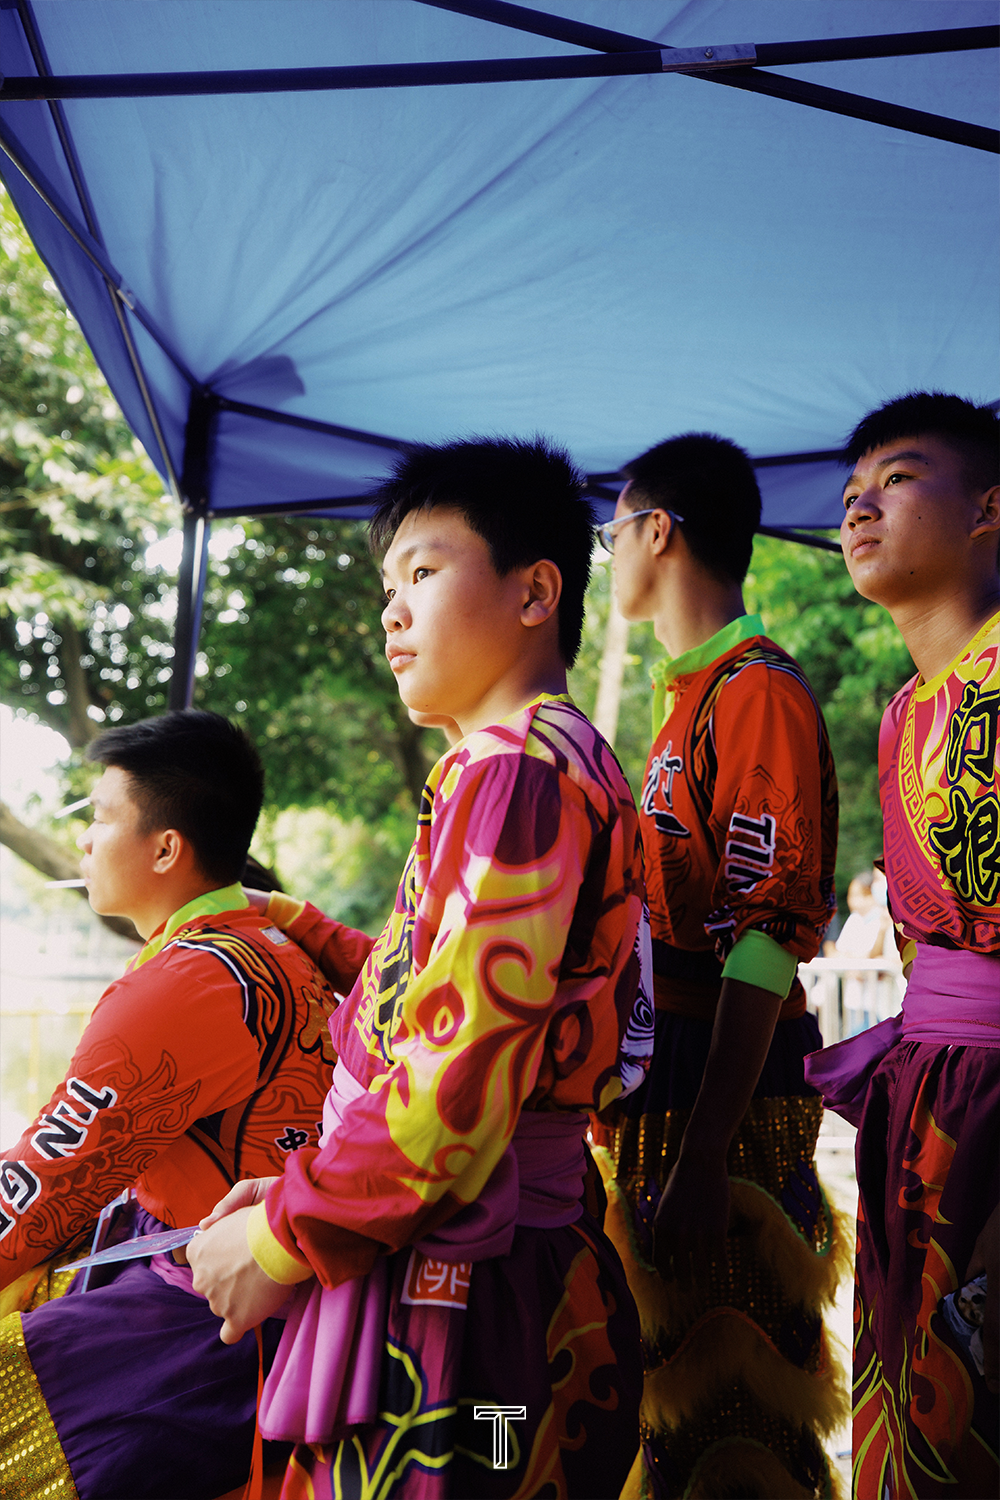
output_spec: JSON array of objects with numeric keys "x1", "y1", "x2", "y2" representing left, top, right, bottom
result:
[
  {"x1": 652, "y1": 568, "x2": 747, "y2": 658},
  {"x1": 886, "y1": 578, "x2": 1000, "y2": 682},
  {"x1": 454, "y1": 659, "x2": 568, "y2": 738},
  {"x1": 133, "y1": 876, "x2": 226, "y2": 940}
]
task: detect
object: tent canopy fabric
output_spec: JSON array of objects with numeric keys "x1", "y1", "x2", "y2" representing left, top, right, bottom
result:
[{"x1": 1, "y1": 0, "x2": 996, "y2": 540}]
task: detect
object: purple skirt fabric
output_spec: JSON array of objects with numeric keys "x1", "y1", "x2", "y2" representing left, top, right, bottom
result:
[
  {"x1": 853, "y1": 1039, "x2": 1000, "y2": 1499},
  {"x1": 21, "y1": 1223, "x2": 284, "y2": 1499},
  {"x1": 279, "y1": 1214, "x2": 642, "y2": 1500}
]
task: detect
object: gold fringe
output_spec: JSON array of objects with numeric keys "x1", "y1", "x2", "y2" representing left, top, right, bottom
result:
[
  {"x1": 596, "y1": 1151, "x2": 853, "y2": 1351},
  {"x1": 643, "y1": 1311, "x2": 850, "y2": 1438},
  {"x1": 727, "y1": 1178, "x2": 854, "y2": 1312},
  {"x1": 600, "y1": 1167, "x2": 706, "y2": 1345},
  {"x1": 683, "y1": 1438, "x2": 815, "y2": 1500},
  {"x1": 619, "y1": 1444, "x2": 647, "y2": 1500}
]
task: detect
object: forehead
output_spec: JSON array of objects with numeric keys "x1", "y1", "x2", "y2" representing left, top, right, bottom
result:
[
  {"x1": 382, "y1": 504, "x2": 490, "y2": 574},
  {"x1": 92, "y1": 764, "x2": 138, "y2": 813},
  {"x1": 845, "y1": 433, "x2": 963, "y2": 486},
  {"x1": 612, "y1": 481, "x2": 634, "y2": 519}
]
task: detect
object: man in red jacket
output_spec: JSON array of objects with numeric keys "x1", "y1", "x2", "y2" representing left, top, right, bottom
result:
[
  {"x1": 0, "y1": 709, "x2": 372, "y2": 1500},
  {"x1": 594, "y1": 433, "x2": 844, "y2": 1500}
]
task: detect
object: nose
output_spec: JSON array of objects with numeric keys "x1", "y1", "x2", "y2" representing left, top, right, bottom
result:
[
  {"x1": 381, "y1": 593, "x2": 406, "y2": 632},
  {"x1": 77, "y1": 825, "x2": 92, "y2": 853},
  {"x1": 842, "y1": 489, "x2": 880, "y2": 530}
]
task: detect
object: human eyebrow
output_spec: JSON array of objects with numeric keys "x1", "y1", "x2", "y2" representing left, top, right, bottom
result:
[
  {"x1": 873, "y1": 449, "x2": 930, "y2": 470},
  {"x1": 842, "y1": 450, "x2": 930, "y2": 497},
  {"x1": 382, "y1": 539, "x2": 451, "y2": 583}
]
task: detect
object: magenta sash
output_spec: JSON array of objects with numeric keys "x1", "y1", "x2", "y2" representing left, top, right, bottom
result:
[
  {"x1": 804, "y1": 945, "x2": 1000, "y2": 1126},
  {"x1": 258, "y1": 1060, "x2": 588, "y2": 1443}
]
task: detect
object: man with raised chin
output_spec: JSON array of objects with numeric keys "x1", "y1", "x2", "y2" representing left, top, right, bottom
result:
[{"x1": 810, "y1": 392, "x2": 1000, "y2": 1498}]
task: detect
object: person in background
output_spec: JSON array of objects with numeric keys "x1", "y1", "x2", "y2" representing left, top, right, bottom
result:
[
  {"x1": 824, "y1": 871, "x2": 890, "y2": 960},
  {"x1": 188, "y1": 436, "x2": 653, "y2": 1500},
  {"x1": 0, "y1": 709, "x2": 372, "y2": 1500},
  {"x1": 593, "y1": 432, "x2": 846, "y2": 1500},
  {"x1": 807, "y1": 392, "x2": 999, "y2": 1498}
]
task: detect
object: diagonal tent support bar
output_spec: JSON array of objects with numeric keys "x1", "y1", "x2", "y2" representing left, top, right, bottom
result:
[
  {"x1": 6, "y1": 0, "x2": 189, "y2": 507},
  {"x1": 215, "y1": 394, "x2": 411, "y2": 453},
  {"x1": 756, "y1": 527, "x2": 841, "y2": 553},
  {"x1": 1, "y1": 27, "x2": 997, "y2": 152},
  {"x1": 421, "y1": 3, "x2": 997, "y2": 65},
  {"x1": 0, "y1": 124, "x2": 200, "y2": 386},
  {"x1": 420, "y1": 5, "x2": 1000, "y2": 147},
  {"x1": 0, "y1": 129, "x2": 188, "y2": 497},
  {"x1": 701, "y1": 67, "x2": 996, "y2": 150}
]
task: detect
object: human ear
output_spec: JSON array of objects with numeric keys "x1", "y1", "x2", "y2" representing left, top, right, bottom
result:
[
  {"x1": 648, "y1": 510, "x2": 680, "y2": 558},
  {"x1": 520, "y1": 559, "x2": 562, "y2": 629},
  {"x1": 970, "y1": 483, "x2": 1000, "y2": 540},
  {"x1": 152, "y1": 829, "x2": 186, "y2": 874}
]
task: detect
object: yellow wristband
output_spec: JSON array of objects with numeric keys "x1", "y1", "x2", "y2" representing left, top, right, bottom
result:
[
  {"x1": 246, "y1": 1201, "x2": 314, "y2": 1285},
  {"x1": 265, "y1": 891, "x2": 307, "y2": 933}
]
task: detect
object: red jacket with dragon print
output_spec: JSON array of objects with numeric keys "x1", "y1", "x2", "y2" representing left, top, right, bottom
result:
[{"x1": 0, "y1": 895, "x2": 373, "y2": 1287}]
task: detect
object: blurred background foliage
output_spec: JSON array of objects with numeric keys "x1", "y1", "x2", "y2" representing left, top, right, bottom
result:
[{"x1": 2, "y1": 185, "x2": 914, "y2": 936}]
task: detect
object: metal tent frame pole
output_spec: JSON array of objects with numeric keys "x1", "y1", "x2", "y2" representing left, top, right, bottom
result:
[
  {"x1": 168, "y1": 390, "x2": 216, "y2": 710},
  {"x1": 1, "y1": 23, "x2": 996, "y2": 152},
  {"x1": 168, "y1": 513, "x2": 210, "y2": 710}
]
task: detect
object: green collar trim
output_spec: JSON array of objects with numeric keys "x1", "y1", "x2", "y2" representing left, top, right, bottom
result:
[
  {"x1": 650, "y1": 614, "x2": 764, "y2": 734},
  {"x1": 132, "y1": 882, "x2": 249, "y2": 970}
]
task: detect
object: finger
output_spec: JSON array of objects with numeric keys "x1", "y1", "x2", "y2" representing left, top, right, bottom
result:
[
  {"x1": 220, "y1": 1316, "x2": 246, "y2": 1346},
  {"x1": 200, "y1": 1179, "x2": 256, "y2": 1228}
]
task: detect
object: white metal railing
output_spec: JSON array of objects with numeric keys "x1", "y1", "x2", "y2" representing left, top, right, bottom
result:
[{"x1": 799, "y1": 955, "x2": 906, "y2": 1046}]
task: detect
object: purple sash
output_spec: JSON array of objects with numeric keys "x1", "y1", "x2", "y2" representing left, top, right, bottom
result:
[
  {"x1": 258, "y1": 1061, "x2": 588, "y2": 1443},
  {"x1": 804, "y1": 945, "x2": 1000, "y2": 1126}
]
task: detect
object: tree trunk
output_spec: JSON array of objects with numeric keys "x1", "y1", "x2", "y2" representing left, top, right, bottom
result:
[
  {"x1": 59, "y1": 618, "x2": 100, "y2": 748},
  {"x1": 392, "y1": 710, "x2": 435, "y2": 810},
  {"x1": 592, "y1": 600, "x2": 630, "y2": 747},
  {"x1": 0, "y1": 800, "x2": 139, "y2": 942}
]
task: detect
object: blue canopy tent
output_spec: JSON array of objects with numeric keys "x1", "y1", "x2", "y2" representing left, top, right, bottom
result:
[{"x1": 1, "y1": 0, "x2": 996, "y2": 706}]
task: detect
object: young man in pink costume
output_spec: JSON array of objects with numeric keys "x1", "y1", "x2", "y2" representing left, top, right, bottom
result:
[
  {"x1": 808, "y1": 392, "x2": 999, "y2": 1498},
  {"x1": 189, "y1": 437, "x2": 653, "y2": 1500}
]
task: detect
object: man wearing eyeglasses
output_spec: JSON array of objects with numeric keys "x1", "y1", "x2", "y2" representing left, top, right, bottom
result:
[{"x1": 592, "y1": 433, "x2": 842, "y2": 1500}]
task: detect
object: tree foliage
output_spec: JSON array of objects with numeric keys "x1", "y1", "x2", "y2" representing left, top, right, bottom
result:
[
  {"x1": 745, "y1": 537, "x2": 914, "y2": 893},
  {"x1": 0, "y1": 188, "x2": 174, "y2": 749},
  {"x1": 0, "y1": 185, "x2": 435, "y2": 833},
  {"x1": 193, "y1": 517, "x2": 436, "y2": 820}
]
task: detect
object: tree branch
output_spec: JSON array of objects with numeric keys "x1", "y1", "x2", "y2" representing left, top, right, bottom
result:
[{"x1": 0, "y1": 799, "x2": 139, "y2": 941}]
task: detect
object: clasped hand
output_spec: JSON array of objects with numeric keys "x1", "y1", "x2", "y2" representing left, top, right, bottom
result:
[{"x1": 184, "y1": 1177, "x2": 293, "y2": 1344}]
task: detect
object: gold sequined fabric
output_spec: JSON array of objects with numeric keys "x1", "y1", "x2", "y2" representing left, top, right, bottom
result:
[
  {"x1": 600, "y1": 1095, "x2": 842, "y2": 1499},
  {"x1": 606, "y1": 1093, "x2": 825, "y2": 1207},
  {"x1": 0, "y1": 1313, "x2": 78, "y2": 1500}
]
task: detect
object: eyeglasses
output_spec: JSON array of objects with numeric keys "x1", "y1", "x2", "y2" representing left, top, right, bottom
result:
[{"x1": 595, "y1": 508, "x2": 685, "y2": 553}]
